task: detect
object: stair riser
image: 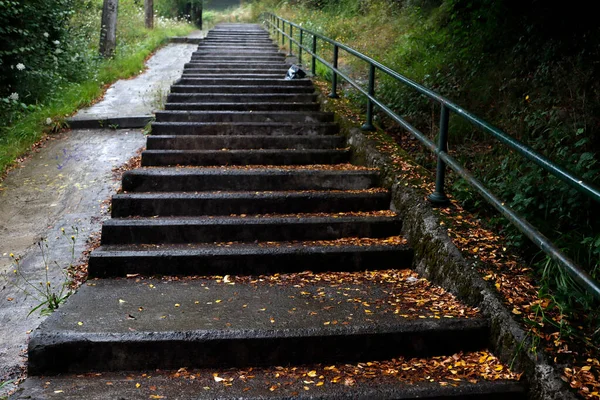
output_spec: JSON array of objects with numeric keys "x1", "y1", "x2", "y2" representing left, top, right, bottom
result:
[
  {"x1": 146, "y1": 135, "x2": 343, "y2": 150},
  {"x1": 88, "y1": 247, "x2": 411, "y2": 277},
  {"x1": 164, "y1": 102, "x2": 320, "y2": 111},
  {"x1": 175, "y1": 78, "x2": 310, "y2": 86},
  {"x1": 100, "y1": 219, "x2": 402, "y2": 244},
  {"x1": 166, "y1": 94, "x2": 317, "y2": 103},
  {"x1": 111, "y1": 193, "x2": 389, "y2": 217},
  {"x1": 170, "y1": 86, "x2": 313, "y2": 94},
  {"x1": 190, "y1": 56, "x2": 285, "y2": 62},
  {"x1": 183, "y1": 65, "x2": 289, "y2": 71},
  {"x1": 122, "y1": 171, "x2": 379, "y2": 192},
  {"x1": 150, "y1": 123, "x2": 339, "y2": 136},
  {"x1": 154, "y1": 111, "x2": 333, "y2": 123},
  {"x1": 28, "y1": 325, "x2": 488, "y2": 374},
  {"x1": 180, "y1": 74, "x2": 286, "y2": 79},
  {"x1": 140, "y1": 150, "x2": 350, "y2": 167},
  {"x1": 184, "y1": 62, "x2": 288, "y2": 68}
]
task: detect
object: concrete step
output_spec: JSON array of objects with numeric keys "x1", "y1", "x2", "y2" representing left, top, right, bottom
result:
[
  {"x1": 175, "y1": 78, "x2": 311, "y2": 86},
  {"x1": 111, "y1": 190, "x2": 389, "y2": 217},
  {"x1": 190, "y1": 55, "x2": 285, "y2": 62},
  {"x1": 182, "y1": 68, "x2": 290, "y2": 75},
  {"x1": 150, "y1": 122, "x2": 339, "y2": 136},
  {"x1": 166, "y1": 93, "x2": 317, "y2": 103},
  {"x1": 164, "y1": 102, "x2": 320, "y2": 111},
  {"x1": 154, "y1": 110, "x2": 333, "y2": 123},
  {"x1": 140, "y1": 149, "x2": 350, "y2": 167},
  {"x1": 180, "y1": 73, "x2": 287, "y2": 79},
  {"x1": 146, "y1": 134, "x2": 343, "y2": 150},
  {"x1": 88, "y1": 240, "x2": 410, "y2": 277},
  {"x1": 170, "y1": 85, "x2": 314, "y2": 94},
  {"x1": 122, "y1": 167, "x2": 380, "y2": 192},
  {"x1": 17, "y1": 372, "x2": 526, "y2": 399},
  {"x1": 195, "y1": 45, "x2": 279, "y2": 50},
  {"x1": 183, "y1": 64, "x2": 289, "y2": 71},
  {"x1": 184, "y1": 62, "x2": 289, "y2": 69},
  {"x1": 28, "y1": 277, "x2": 488, "y2": 374},
  {"x1": 192, "y1": 50, "x2": 281, "y2": 55},
  {"x1": 100, "y1": 214, "x2": 402, "y2": 244}
]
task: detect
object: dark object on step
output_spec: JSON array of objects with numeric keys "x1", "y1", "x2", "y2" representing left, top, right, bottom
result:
[{"x1": 285, "y1": 65, "x2": 306, "y2": 80}]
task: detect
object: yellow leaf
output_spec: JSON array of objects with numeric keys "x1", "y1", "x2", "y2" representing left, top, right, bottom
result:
[
  {"x1": 135, "y1": 383, "x2": 141, "y2": 388},
  {"x1": 307, "y1": 370, "x2": 317, "y2": 377}
]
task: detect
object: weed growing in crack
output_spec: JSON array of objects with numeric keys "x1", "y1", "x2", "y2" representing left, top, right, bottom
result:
[{"x1": 2, "y1": 227, "x2": 79, "y2": 316}]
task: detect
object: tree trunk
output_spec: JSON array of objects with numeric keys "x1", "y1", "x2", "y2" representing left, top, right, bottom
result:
[
  {"x1": 192, "y1": 0, "x2": 202, "y2": 30},
  {"x1": 99, "y1": 0, "x2": 118, "y2": 57},
  {"x1": 144, "y1": 0, "x2": 154, "y2": 29}
]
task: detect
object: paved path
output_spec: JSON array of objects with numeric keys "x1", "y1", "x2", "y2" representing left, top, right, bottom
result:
[{"x1": 0, "y1": 36, "x2": 201, "y2": 392}]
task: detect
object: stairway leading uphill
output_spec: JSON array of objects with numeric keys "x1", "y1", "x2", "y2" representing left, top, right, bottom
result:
[{"x1": 19, "y1": 24, "x2": 526, "y2": 399}]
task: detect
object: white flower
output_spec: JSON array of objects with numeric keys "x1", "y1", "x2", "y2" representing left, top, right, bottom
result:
[
  {"x1": 46, "y1": 118, "x2": 52, "y2": 125},
  {"x1": 8, "y1": 92, "x2": 19, "y2": 101},
  {"x1": 16, "y1": 63, "x2": 25, "y2": 71},
  {"x1": 55, "y1": 49, "x2": 63, "y2": 54},
  {"x1": 53, "y1": 40, "x2": 60, "y2": 45},
  {"x1": 43, "y1": 32, "x2": 49, "y2": 38}
]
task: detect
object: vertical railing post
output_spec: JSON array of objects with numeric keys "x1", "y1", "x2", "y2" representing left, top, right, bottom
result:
[
  {"x1": 311, "y1": 35, "x2": 317, "y2": 75},
  {"x1": 428, "y1": 104, "x2": 450, "y2": 205},
  {"x1": 282, "y1": 21, "x2": 286, "y2": 48},
  {"x1": 288, "y1": 25, "x2": 293, "y2": 56},
  {"x1": 276, "y1": 18, "x2": 280, "y2": 44},
  {"x1": 299, "y1": 29, "x2": 303, "y2": 65},
  {"x1": 361, "y1": 63, "x2": 376, "y2": 131},
  {"x1": 329, "y1": 44, "x2": 339, "y2": 98}
]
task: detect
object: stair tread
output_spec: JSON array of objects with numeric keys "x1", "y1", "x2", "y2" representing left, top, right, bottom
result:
[{"x1": 17, "y1": 367, "x2": 524, "y2": 399}]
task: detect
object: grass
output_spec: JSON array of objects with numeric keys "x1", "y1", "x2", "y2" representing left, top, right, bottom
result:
[{"x1": 0, "y1": 10, "x2": 193, "y2": 177}]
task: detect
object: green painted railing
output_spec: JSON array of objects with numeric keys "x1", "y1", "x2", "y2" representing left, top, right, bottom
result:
[{"x1": 262, "y1": 12, "x2": 600, "y2": 300}]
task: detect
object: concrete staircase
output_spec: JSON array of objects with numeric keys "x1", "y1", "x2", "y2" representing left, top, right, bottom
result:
[{"x1": 17, "y1": 24, "x2": 526, "y2": 399}]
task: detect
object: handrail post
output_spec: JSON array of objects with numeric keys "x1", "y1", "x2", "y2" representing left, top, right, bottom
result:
[
  {"x1": 288, "y1": 25, "x2": 293, "y2": 56},
  {"x1": 282, "y1": 21, "x2": 286, "y2": 48},
  {"x1": 276, "y1": 18, "x2": 280, "y2": 44},
  {"x1": 298, "y1": 29, "x2": 303, "y2": 65},
  {"x1": 361, "y1": 64, "x2": 376, "y2": 131},
  {"x1": 311, "y1": 35, "x2": 317, "y2": 75},
  {"x1": 329, "y1": 44, "x2": 339, "y2": 99},
  {"x1": 429, "y1": 104, "x2": 450, "y2": 205}
]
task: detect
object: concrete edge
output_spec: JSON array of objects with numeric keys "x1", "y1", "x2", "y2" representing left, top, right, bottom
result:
[
  {"x1": 316, "y1": 97, "x2": 577, "y2": 399},
  {"x1": 169, "y1": 37, "x2": 203, "y2": 44},
  {"x1": 66, "y1": 115, "x2": 153, "y2": 130}
]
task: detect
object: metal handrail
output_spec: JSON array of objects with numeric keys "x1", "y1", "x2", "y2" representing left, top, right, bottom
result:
[{"x1": 262, "y1": 12, "x2": 600, "y2": 299}]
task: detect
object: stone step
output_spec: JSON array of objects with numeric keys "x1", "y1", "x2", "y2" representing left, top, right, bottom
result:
[
  {"x1": 195, "y1": 45, "x2": 279, "y2": 50},
  {"x1": 170, "y1": 85, "x2": 313, "y2": 94},
  {"x1": 146, "y1": 134, "x2": 342, "y2": 150},
  {"x1": 164, "y1": 102, "x2": 320, "y2": 111},
  {"x1": 192, "y1": 50, "x2": 281, "y2": 55},
  {"x1": 180, "y1": 73, "x2": 287, "y2": 79},
  {"x1": 140, "y1": 149, "x2": 350, "y2": 167},
  {"x1": 17, "y1": 372, "x2": 526, "y2": 399},
  {"x1": 100, "y1": 214, "x2": 402, "y2": 244},
  {"x1": 88, "y1": 240, "x2": 410, "y2": 277},
  {"x1": 110, "y1": 190, "x2": 389, "y2": 217},
  {"x1": 154, "y1": 110, "x2": 333, "y2": 123},
  {"x1": 184, "y1": 62, "x2": 289, "y2": 69},
  {"x1": 166, "y1": 93, "x2": 317, "y2": 103},
  {"x1": 122, "y1": 167, "x2": 380, "y2": 192},
  {"x1": 182, "y1": 68, "x2": 290, "y2": 75},
  {"x1": 183, "y1": 64, "x2": 289, "y2": 71},
  {"x1": 28, "y1": 277, "x2": 488, "y2": 374},
  {"x1": 175, "y1": 78, "x2": 311, "y2": 86},
  {"x1": 150, "y1": 122, "x2": 339, "y2": 136},
  {"x1": 190, "y1": 55, "x2": 285, "y2": 62}
]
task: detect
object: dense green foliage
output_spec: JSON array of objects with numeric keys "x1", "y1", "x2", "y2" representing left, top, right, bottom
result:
[
  {"x1": 253, "y1": 0, "x2": 599, "y2": 309},
  {"x1": 0, "y1": 0, "x2": 193, "y2": 174}
]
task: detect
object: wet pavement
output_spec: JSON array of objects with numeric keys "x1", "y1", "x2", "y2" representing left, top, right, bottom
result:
[{"x1": 0, "y1": 35, "x2": 202, "y2": 391}]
